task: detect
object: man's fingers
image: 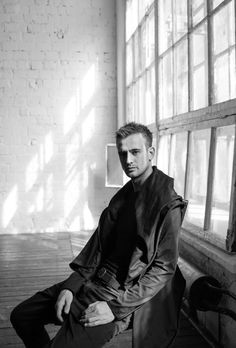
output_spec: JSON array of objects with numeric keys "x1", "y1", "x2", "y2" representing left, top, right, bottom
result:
[
  {"x1": 64, "y1": 299, "x2": 71, "y2": 314},
  {"x1": 82, "y1": 317, "x2": 109, "y2": 327},
  {"x1": 56, "y1": 302, "x2": 64, "y2": 322}
]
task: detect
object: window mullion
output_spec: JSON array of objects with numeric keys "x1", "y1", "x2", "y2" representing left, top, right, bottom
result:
[
  {"x1": 155, "y1": 0, "x2": 159, "y2": 126},
  {"x1": 184, "y1": 131, "x2": 191, "y2": 199},
  {"x1": 204, "y1": 127, "x2": 216, "y2": 230},
  {"x1": 226, "y1": 125, "x2": 236, "y2": 252},
  {"x1": 187, "y1": 0, "x2": 192, "y2": 112},
  {"x1": 207, "y1": 0, "x2": 214, "y2": 106}
]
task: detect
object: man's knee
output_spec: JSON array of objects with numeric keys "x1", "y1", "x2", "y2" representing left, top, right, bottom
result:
[{"x1": 10, "y1": 304, "x2": 23, "y2": 328}]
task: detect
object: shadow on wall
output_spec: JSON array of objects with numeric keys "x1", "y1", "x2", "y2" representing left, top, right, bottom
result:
[{"x1": 1, "y1": 61, "x2": 115, "y2": 234}]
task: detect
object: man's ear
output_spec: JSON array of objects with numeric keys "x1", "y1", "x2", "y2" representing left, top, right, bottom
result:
[{"x1": 148, "y1": 146, "x2": 155, "y2": 161}]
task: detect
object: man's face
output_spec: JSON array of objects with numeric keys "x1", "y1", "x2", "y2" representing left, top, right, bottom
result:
[{"x1": 116, "y1": 133, "x2": 154, "y2": 180}]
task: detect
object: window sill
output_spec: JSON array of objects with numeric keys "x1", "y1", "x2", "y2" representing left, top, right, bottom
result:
[{"x1": 180, "y1": 226, "x2": 236, "y2": 274}]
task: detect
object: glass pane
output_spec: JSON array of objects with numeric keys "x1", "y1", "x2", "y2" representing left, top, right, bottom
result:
[
  {"x1": 211, "y1": 125, "x2": 235, "y2": 238},
  {"x1": 157, "y1": 134, "x2": 171, "y2": 175},
  {"x1": 139, "y1": 0, "x2": 154, "y2": 22},
  {"x1": 133, "y1": 81, "x2": 139, "y2": 122},
  {"x1": 191, "y1": 21, "x2": 208, "y2": 110},
  {"x1": 185, "y1": 129, "x2": 211, "y2": 228},
  {"x1": 134, "y1": 31, "x2": 140, "y2": 78},
  {"x1": 146, "y1": 10, "x2": 155, "y2": 67},
  {"x1": 126, "y1": 40, "x2": 133, "y2": 85},
  {"x1": 191, "y1": 0, "x2": 207, "y2": 26},
  {"x1": 140, "y1": 21, "x2": 147, "y2": 71},
  {"x1": 126, "y1": 0, "x2": 139, "y2": 41},
  {"x1": 169, "y1": 132, "x2": 188, "y2": 197},
  {"x1": 126, "y1": 86, "x2": 134, "y2": 121},
  {"x1": 212, "y1": 0, "x2": 224, "y2": 9},
  {"x1": 173, "y1": 0, "x2": 188, "y2": 43},
  {"x1": 159, "y1": 52, "x2": 173, "y2": 119},
  {"x1": 175, "y1": 38, "x2": 188, "y2": 115},
  {"x1": 213, "y1": 1, "x2": 236, "y2": 103},
  {"x1": 145, "y1": 67, "x2": 156, "y2": 124},
  {"x1": 140, "y1": 11, "x2": 155, "y2": 70},
  {"x1": 158, "y1": 0, "x2": 173, "y2": 54},
  {"x1": 138, "y1": 77, "x2": 145, "y2": 123}
]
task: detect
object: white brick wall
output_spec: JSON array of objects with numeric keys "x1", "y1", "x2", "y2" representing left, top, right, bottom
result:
[{"x1": 0, "y1": 0, "x2": 118, "y2": 234}]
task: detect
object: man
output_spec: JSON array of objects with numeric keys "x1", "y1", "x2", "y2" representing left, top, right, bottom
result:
[{"x1": 11, "y1": 122, "x2": 187, "y2": 348}]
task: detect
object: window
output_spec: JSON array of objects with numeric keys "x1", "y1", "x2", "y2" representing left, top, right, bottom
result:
[
  {"x1": 125, "y1": 0, "x2": 236, "y2": 251},
  {"x1": 126, "y1": 0, "x2": 155, "y2": 125}
]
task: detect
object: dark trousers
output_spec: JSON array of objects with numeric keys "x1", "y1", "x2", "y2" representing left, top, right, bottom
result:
[{"x1": 10, "y1": 282, "x2": 119, "y2": 348}]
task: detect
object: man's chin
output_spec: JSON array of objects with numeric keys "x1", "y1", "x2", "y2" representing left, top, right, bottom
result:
[{"x1": 125, "y1": 170, "x2": 138, "y2": 178}]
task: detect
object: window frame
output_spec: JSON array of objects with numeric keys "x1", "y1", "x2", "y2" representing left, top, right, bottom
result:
[{"x1": 124, "y1": 0, "x2": 236, "y2": 252}]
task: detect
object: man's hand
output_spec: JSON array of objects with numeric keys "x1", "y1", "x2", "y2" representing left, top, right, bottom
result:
[
  {"x1": 55, "y1": 289, "x2": 73, "y2": 323},
  {"x1": 80, "y1": 301, "x2": 115, "y2": 327}
]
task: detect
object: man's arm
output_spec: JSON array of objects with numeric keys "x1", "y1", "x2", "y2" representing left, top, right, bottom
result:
[
  {"x1": 55, "y1": 227, "x2": 102, "y2": 322},
  {"x1": 107, "y1": 206, "x2": 182, "y2": 320}
]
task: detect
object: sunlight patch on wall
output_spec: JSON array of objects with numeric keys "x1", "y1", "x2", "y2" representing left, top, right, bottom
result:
[
  {"x1": 83, "y1": 201, "x2": 94, "y2": 230},
  {"x1": 26, "y1": 154, "x2": 39, "y2": 192},
  {"x1": 69, "y1": 216, "x2": 81, "y2": 232},
  {"x1": 36, "y1": 186, "x2": 44, "y2": 212},
  {"x1": 46, "y1": 173, "x2": 53, "y2": 211},
  {"x1": 63, "y1": 96, "x2": 77, "y2": 135},
  {"x1": 2, "y1": 185, "x2": 18, "y2": 228},
  {"x1": 82, "y1": 64, "x2": 96, "y2": 108},
  {"x1": 64, "y1": 133, "x2": 80, "y2": 218},
  {"x1": 82, "y1": 108, "x2": 95, "y2": 145},
  {"x1": 64, "y1": 176, "x2": 80, "y2": 218},
  {"x1": 45, "y1": 132, "x2": 54, "y2": 164},
  {"x1": 83, "y1": 163, "x2": 89, "y2": 188}
]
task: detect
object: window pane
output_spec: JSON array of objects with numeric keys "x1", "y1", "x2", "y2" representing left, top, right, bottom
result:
[
  {"x1": 126, "y1": 86, "x2": 134, "y2": 121},
  {"x1": 140, "y1": 11, "x2": 155, "y2": 70},
  {"x1": 169, "y1": 132, "x2": 188, "y2": 197},
  {"x1": 213, "y1": 1, "x2": 236, "y2": 103},
  {"x1": 211, "y1": 125, "x2": 235, "y2": 238},
  {"x1": 126, "y1": 0, "x2": 139, "y2": 41},
  {"x1": 191, "y1": 21, "x2": 208, "y2": 110},
  {"x1": 140, "y1": 21, "x2": 146, "y2": 71},
  {"x1": 133, "y1": 81, "x2": 139, "y2": 121},
  {"x1": 159, "y1": 52, "x2": 173, "y2": 119},
  {"x1": 126, "y1": 40, "x2": 133, "y2": 85},
  {"x1": 139, "y1": 0, "x2": 154, "y2": 22},
  {"x1": 158, "y1": 0, "x2": 173, "y2": 54},
  {"x1": 173, "y1": 0, "x2": 187, "y2": 43},
  {"x1": 146, "y1": 10, "x2": 155, "y2": 67},
  {"x1": 134, "y1": 31, "x2": 140, "y2": 78},
  {"x1": 175, "y1": 38, "x2": 188, "y2": 115},
  {"x1": 185, "y1": 129, "x2": 211, "y2": 228},
  {"x1": 145, "y1": 67, "x2": 156, "y2": 124},
  {"x1": 191, "y1": 0, "x2": 207, "y2": 26},
  {"x1": 212, "y1": 0, "x2": 224, "y2": 9},
  {"x1": 138, "y1": 77, "x2": 145, "y2": 122},
  {"x1": 157, "y1": 134, "x2": 171, "y2": 175}
]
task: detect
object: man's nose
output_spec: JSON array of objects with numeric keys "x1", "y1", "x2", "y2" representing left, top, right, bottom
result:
[{"x1": 127, "y1": 152, "x2": 133, "y2": 164}]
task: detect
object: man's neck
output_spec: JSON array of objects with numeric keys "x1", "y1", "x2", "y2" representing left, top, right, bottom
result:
[{"x1": 132, "y1": 166, "x2": 153, "y2": 192}]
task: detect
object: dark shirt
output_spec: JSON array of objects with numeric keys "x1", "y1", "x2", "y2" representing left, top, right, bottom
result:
[{"x1": 101, "y1": 189, "x2": 138, "y2": 284}]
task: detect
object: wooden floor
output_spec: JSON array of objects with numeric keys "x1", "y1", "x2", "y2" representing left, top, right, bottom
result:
[{"x1": 0, "y1": 232, "x2": 214, "y2": 347}]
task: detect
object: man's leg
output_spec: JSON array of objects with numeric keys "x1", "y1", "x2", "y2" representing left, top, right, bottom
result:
[
  {"x1": 44, "y1": 311, "x2": 118, "y2": 348},
  {"x1": 10, "y1": 282, "x2": 62, "y2": 348}
]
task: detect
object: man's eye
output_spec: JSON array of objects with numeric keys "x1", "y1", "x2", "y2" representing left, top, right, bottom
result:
[
  {"x1": 119, "y1": 152, "x2": 126, "y2": 157},
  {"x1": 132, "y1": 150, "x2": 139, "y2": 155}
]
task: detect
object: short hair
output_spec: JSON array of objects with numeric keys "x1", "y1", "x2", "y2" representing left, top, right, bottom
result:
[{"x1": 116, "y1": 122, "x2": 153, "y2": 147}]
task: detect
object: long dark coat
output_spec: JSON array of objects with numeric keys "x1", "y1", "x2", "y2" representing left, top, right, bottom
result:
[{"x1": 63, "y1": 167, "x2": 187, "y2": 347}]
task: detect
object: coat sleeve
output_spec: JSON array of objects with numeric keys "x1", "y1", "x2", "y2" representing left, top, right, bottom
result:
[
  {"x1": 60, "y1": 226, "x2": 102, "y2": 295},
  {"x1": 108, "y1": 206, "x2": 182, "y2": 320}
]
